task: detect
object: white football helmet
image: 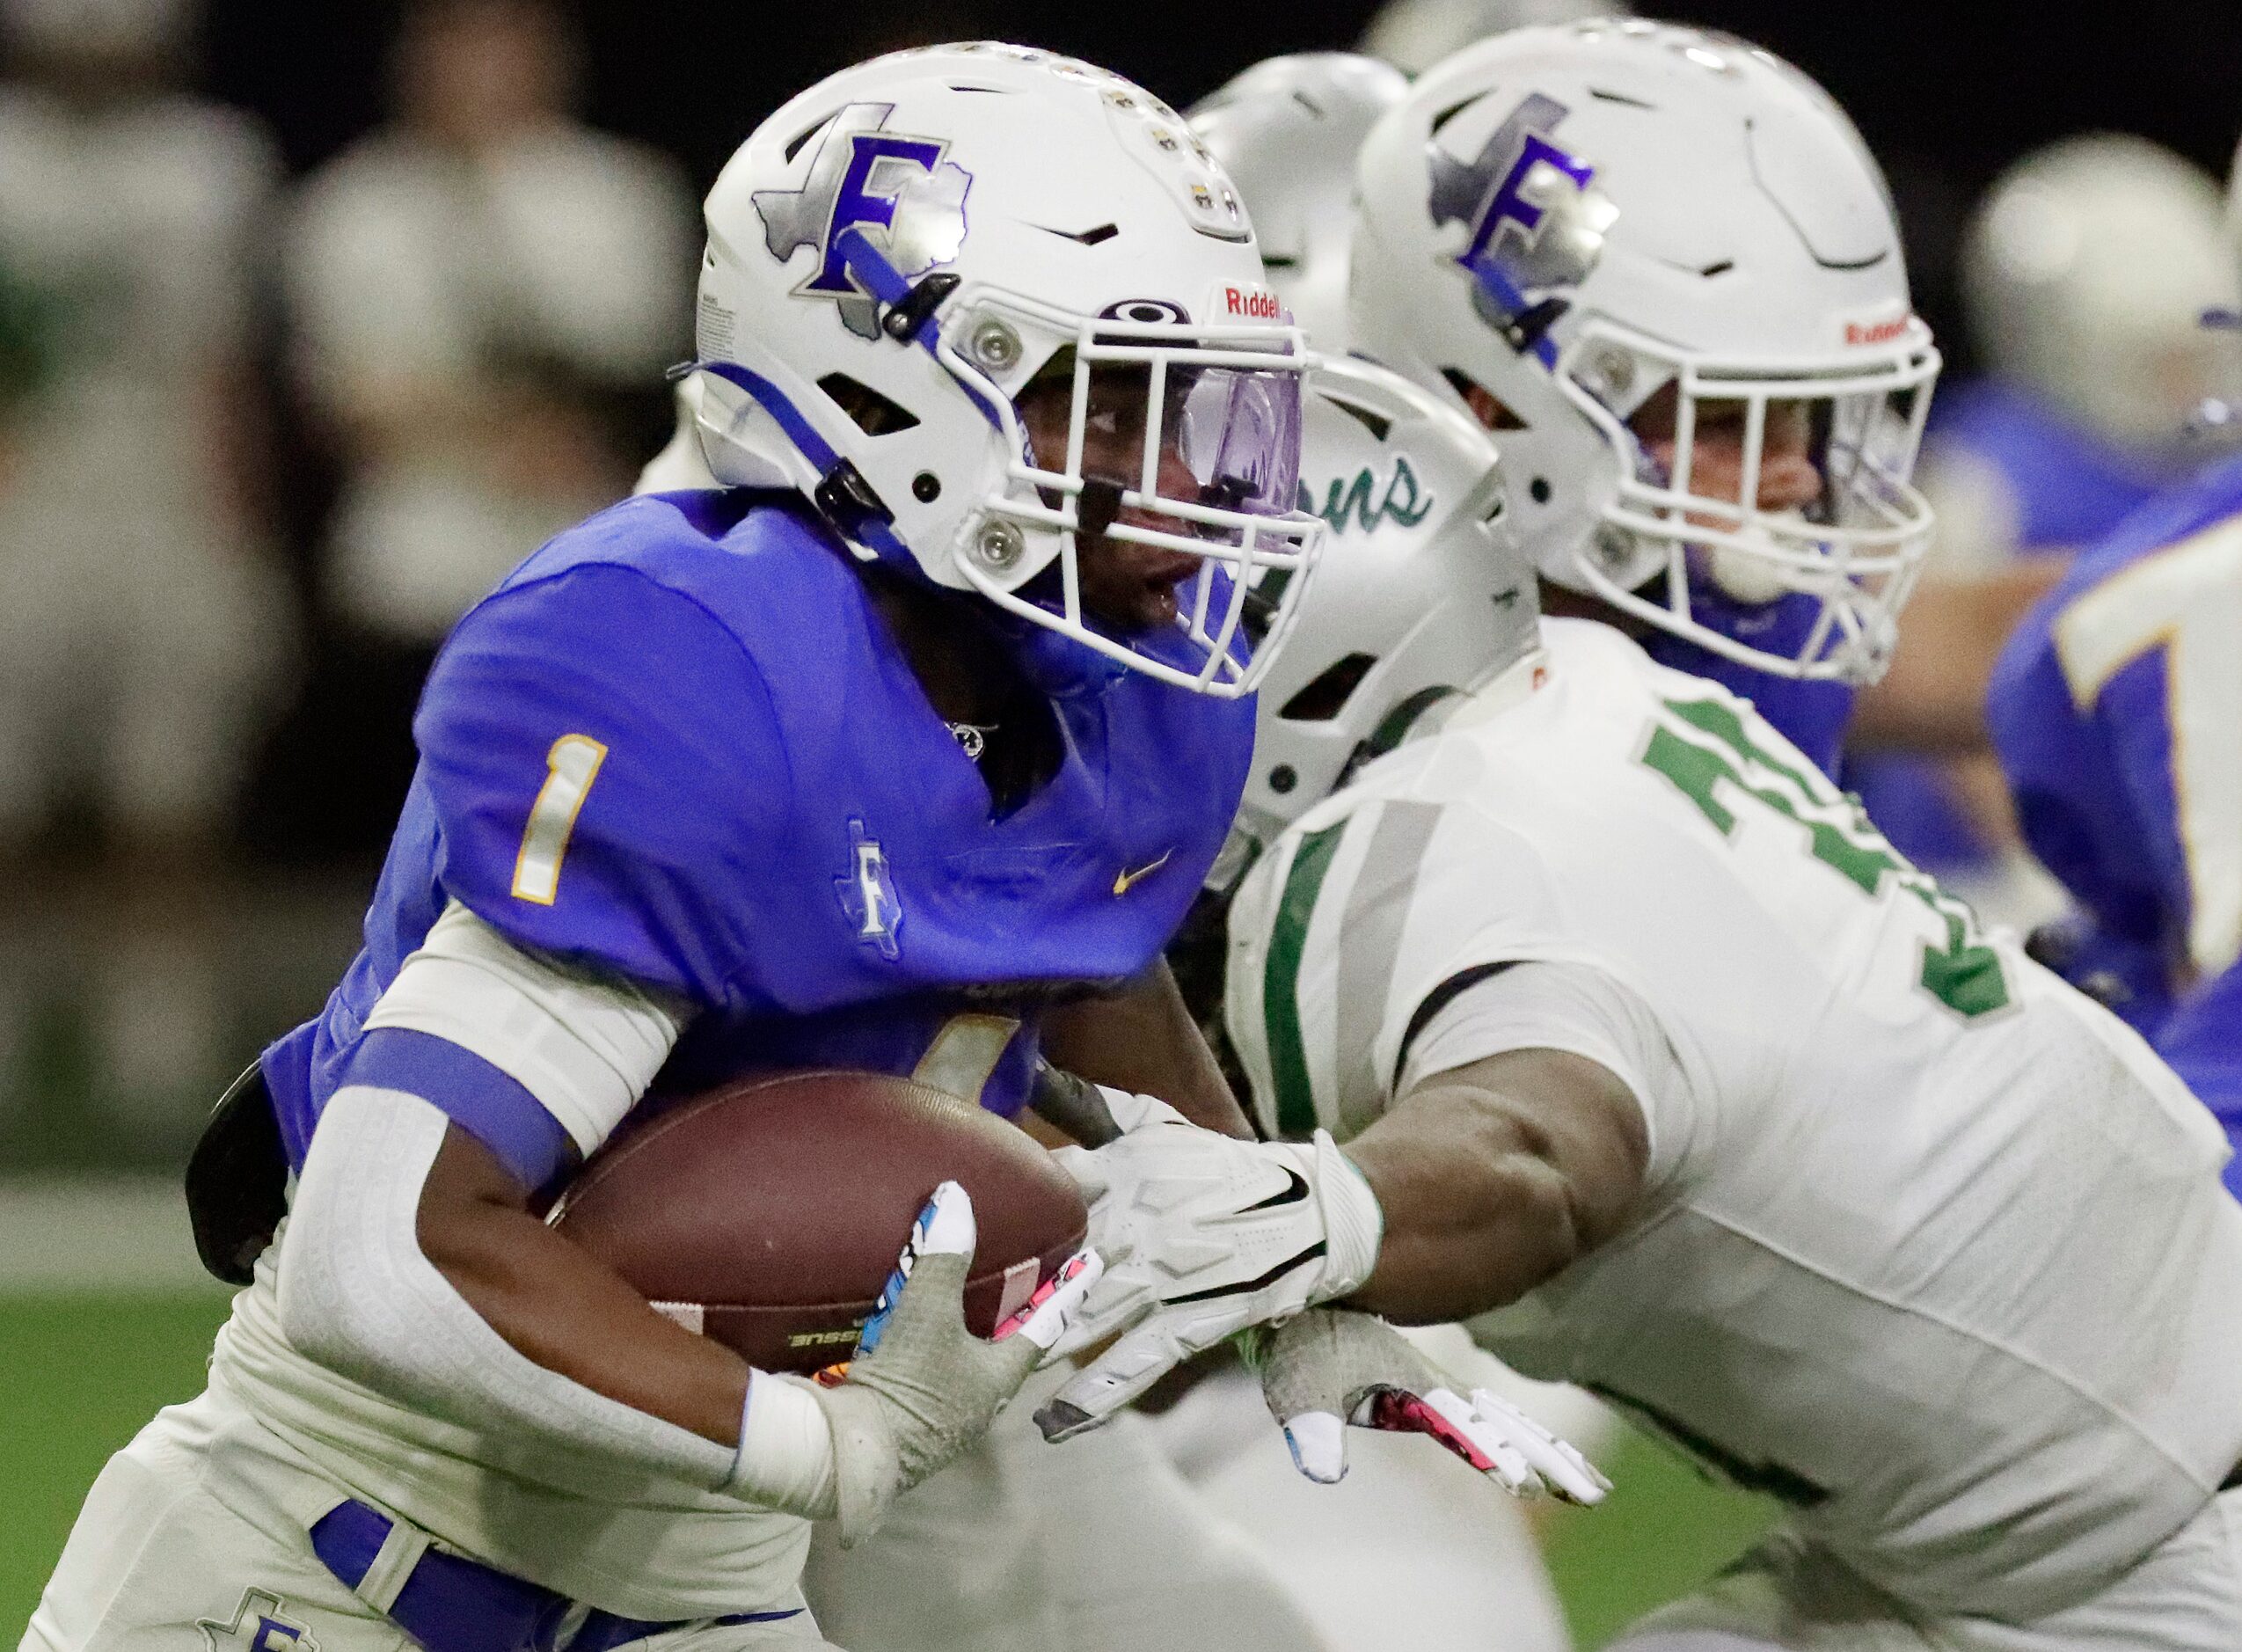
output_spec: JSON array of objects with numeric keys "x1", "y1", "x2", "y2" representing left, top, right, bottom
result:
[
  {"x1": 1187, "y1": 54, "x2": 1409, "y2": 350},
  {"x1": 689, "y1": 44, "x2": 1325, "y2": 697},
  {"x1": 1351, "y1": 20, "x2": 1940, "y2": 685},
  {"x1": 1965, "y1": 135, "x2": 2241, "y2": 455},
  {"x1": 1229, "y1": 355, "x2": 1538, "y2": 855}
]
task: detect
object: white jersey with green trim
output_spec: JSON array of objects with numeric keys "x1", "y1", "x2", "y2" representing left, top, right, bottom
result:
[{"x1": 1225, "y1": 617, "x2": 2242, "y2": 1622}]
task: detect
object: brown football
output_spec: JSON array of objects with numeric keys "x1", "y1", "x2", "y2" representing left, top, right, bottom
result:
[{"x1": 549, "y1": 1069, "x2": 1087, "y2": 1374}]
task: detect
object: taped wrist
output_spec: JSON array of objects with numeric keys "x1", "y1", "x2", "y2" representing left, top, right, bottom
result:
[
  {"x1": 722, "y1": 1372, "x2": 838, "y2": 1520},
  {"x1": 1308, "y1": 1129, "x2": 1384, "y2": 1300}
]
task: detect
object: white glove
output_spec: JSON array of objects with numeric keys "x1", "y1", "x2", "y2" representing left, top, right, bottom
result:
[
  {"x1": 1033, "y1": 1089, "x2": 1383, "y2": 1441},
  {"x1": 1247, "y1": 1307, "x2": 1610, "y2": 1505},
  {"x1": 734, "y1": 1181, "x2": 1099, "y2": 1544}
]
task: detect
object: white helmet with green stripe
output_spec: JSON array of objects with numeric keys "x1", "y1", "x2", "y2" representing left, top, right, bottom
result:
[{"x1": 1233, "y1": 353, "x2": 1541, "y2": 852}]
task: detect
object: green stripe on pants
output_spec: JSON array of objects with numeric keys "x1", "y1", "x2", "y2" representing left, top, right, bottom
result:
[{"x1": 1262, "y1": 821, "x2": 1347, "y2": 1139}]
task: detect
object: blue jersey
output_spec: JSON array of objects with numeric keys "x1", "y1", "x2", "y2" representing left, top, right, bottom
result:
[
  {"x1": 262, "y1": 489, "x2": 1253, "y2": 1182},
  {"x1": 1989, "y1": 452, "x2": 2242, "y2": 1197},
  {"x1": 1644, "y1": 588, "x2": 1855, "y2": 774},
  {"x1": 1844, "y1": 377, "x2": 2195, "y2": 875}
]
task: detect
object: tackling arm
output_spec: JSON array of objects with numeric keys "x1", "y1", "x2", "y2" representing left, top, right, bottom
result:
[{"x1": 1342, "y1": 1046, "x2": 1648, "y2": 1323}]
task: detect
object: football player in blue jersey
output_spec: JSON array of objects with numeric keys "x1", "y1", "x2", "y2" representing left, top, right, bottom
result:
[
  {"x1": 1930, "y1": 136, "x2": 2238, "y2": 575},
  {"x1": 1988, "y1": 451, "x2": 2242, "y2": 1201},
  {"x1": 26, "y1": 44, "x2": 1332, "y2": 1652},
  {"x1": 1844, "y1": 135, "x2": 2242, "y2": 892},
  {"x1": 1334, "y1": 23, "x2": 1941, "y2": 782}
]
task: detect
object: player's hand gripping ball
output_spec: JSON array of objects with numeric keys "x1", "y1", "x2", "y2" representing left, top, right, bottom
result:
[{"x1": 816, "y1": 1178, "x2": 1101, "y2": 1542}]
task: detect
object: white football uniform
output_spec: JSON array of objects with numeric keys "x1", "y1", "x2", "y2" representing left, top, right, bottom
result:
[{"x1": 1226, "y1": 617, "x2": 2242, "y2": 1645}]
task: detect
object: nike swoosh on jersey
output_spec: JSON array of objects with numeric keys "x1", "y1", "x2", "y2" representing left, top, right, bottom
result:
[{"x1": 1113, "y1": 849, "x2": 1174, "y2": 895}]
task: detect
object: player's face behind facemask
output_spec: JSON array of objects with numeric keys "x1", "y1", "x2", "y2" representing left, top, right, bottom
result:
[
  {"x1": 1010, "y1": 347, "x2": 1304, "y2": 637},
  {"x1": 1625, "y1": 388, "x2": 1829, "y2": 605},
  {"x1": 1349, "y1": 21, "x2": 1940, "y2": 687}
]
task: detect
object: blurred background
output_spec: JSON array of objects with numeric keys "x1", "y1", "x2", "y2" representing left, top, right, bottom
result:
[{"x1": 4, "y1": 0, "x2": 2240, "y2": 1637}]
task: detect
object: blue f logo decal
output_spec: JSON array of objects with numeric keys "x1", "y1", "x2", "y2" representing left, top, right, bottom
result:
[{"x1": 753, "y1": 103, "x2": 972, "y2": 339}]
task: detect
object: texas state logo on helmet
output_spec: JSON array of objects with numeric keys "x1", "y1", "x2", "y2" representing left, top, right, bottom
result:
[
  {"x1": 1429, "y1": 90, "x2": 1615, "y2": 367},
  {"x1": 752, "y1": 104, "x2": 973, "y2": 341},
  {"x1": 683, "y1": 43, "x2": 1328, "y2": 698},
  {"x1": 1349, "y1": 21, "x2": 1942, "y2": 686}
]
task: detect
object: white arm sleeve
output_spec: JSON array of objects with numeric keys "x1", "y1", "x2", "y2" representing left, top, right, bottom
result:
[
  {"x1": 1396, "y1": 960, "x2": 1696, "y2": 1189},
  {"x1": 277, "y1": 1085, "x2": 742, "y2": 1489}
]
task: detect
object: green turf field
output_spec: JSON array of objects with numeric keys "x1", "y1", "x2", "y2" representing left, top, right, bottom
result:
[{"x1": 3, "y1": 1294, "x2": 1778, "y2": 1646}]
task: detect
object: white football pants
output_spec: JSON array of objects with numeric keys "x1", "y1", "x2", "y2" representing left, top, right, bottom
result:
[
  {"x1": 21, "y1": 1383, "x2": 834, "y2": 1652},
  {"x1": 802, "y1": 1361, "x2": 1335, "y2": 1652}
]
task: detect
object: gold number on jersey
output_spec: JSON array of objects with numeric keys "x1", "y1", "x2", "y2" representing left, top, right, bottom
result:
[
  {"x1": 2054, "y1": 515, "x2": 2242, "y2": 978},
  {"x1": 1640, "y1": 696, "x2": 2011, "y2": 1020},
  {"x1": 511, "y1": 735, "x2": 608, "y2": 904}
]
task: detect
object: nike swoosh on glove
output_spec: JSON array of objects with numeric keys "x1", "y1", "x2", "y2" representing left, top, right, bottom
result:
[
  {"x1": 1245, "y1": 1307, "x2": 1609, "y2": 1504},
  {"x1": 1033, "y1": 1091, "x2": 1382, "y2": 1442}
]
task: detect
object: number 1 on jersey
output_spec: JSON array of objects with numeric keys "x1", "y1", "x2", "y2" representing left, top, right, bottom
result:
[{"x1": 512, "y1": 735, "x2": 608, "y2": 904}]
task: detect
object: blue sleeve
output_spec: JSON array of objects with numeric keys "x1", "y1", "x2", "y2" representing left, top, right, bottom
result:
[
  {"x1": 1986, "y1": 593, "x2": 2165, "y2": 949},
  {"x1": 335, "y1": 1028, "x2": 576, "y2": 1195},
  {"x1": 414, "y1": 562, "x2": 792, "y2": 1006}
]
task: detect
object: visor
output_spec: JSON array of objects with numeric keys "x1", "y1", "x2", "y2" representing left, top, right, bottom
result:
[{"x1": 939, "y1": 291, "x2": 1325, "y2": 698}]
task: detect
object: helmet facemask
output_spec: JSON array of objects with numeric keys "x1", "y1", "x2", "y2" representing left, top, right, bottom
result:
[
  {"x1": 1555, "y1": 316, "x2": 1940, "y2": 684},
  {"x1": 943, "y1": 291, "x2": 1322, "y2": 697}
]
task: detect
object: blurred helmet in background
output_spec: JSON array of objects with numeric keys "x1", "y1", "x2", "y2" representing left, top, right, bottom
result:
[
  {"x1": 1964, "y1": 135, "x2": 2241, "y2": 456},
  {"x1": 1350, "y1": 19, "x2": 1939, "y2": 685},
  {"x1": 1187, "y1": 53, "x2": 1407, "y2": 351},
  {"x1": 1234, "y1": 353, "x2": 1535, "y2": 848},
  {"x1": 690, "y1": 42, "x2": 1326, "y2": 697},
  {"x1": 1361, "y1": 0, "x2": 1629, "y2": 76},
  {"x1": 1, "y1": 0, "x2": 193, "y2": 63}
]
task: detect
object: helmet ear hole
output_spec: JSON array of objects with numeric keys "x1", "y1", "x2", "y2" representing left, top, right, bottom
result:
[
  {"x1": 1440, "y1": 369, "x2": 1528, "y2": 431},
  {"x1": 817, "y1": 373, "x2": 922, "y2": 436},
  {"x1": 1279, "y1": 652, "x2": 1377, "y2": 721}
]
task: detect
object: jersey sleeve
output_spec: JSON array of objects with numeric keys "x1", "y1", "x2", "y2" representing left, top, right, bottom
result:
[
  {"x1": 1397, "y1": 959, "x2": 1693, "y2": 1192},
  {"x1": 1227, "y1": 793, "x2": 1568, "y2": 1147},
  {"x1": 414, "y1": 561, "x2": 791, "y2": 1005}
]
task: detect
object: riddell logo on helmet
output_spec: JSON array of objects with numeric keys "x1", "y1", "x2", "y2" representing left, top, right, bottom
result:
[
  {"x1": 1844, "y1": 315, "x2": 1914, "y2": 347},
  {"x1": 1219, "y1": 283, "x2": 1282, "y2": 322}
]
